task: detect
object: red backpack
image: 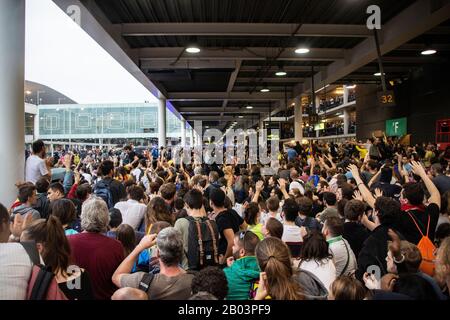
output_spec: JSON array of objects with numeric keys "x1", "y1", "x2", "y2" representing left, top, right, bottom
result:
[{"x1": 407, "y1": 212, "x2": 436, "y2": 276}]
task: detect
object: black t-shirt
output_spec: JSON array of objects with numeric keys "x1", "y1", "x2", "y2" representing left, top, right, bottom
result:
[
  {"x1": 395, "y1": 203, "x2": 440, "y2": 245},
  {"x1": 343, "y1": 222, "x2": 370, "y2": 258},
  {"x1": 215, "y1": 209, "x2": 244, "y2": 255}
]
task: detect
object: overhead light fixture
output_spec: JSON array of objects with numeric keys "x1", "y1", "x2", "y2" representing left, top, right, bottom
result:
[
  {"x1": 295, "y1": 48, "x2": 310, "y2": 54},
  {"x1": 25, "y1": 90, "x2": 32, "y2": 95},
  {"x1": 345, "y1": 84, "x2": 356, "y2": 89},
  {"x1": 246, "y1": 105, "x2": 253, "y2": 109},
  {"x1": 186, "y1": 47, "x2": 201, "y2": 54},
  {"x1": 421, "y1": 49, "x2": 436, "y2": 55},
  {"x1": 275, "y1": 70, "x2": 287, "y2": 76},
  {"x1": 238, "y1": 115, "x2": 244, "y2": 118},
  {"x1": 260, "y1": 83, "x2": 270, "y2": 92},
  {"x1": 339, "y1": 115, "x2": 345, "y2": 118}
]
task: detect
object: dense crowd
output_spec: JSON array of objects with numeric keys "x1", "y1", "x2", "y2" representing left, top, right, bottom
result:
[{"x1": 1, "y1": 136, "x2": 450, "y2": 300}]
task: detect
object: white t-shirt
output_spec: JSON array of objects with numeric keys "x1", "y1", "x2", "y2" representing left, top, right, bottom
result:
[
  {"x1": 328, "y1": 238, "x2": 357, "y2": 277},
  {"x1": 25, "y1": 155, "x2": 49, "y2": 184},
  {"x1": 114, "y1": 199, "x2": 147, "y2": 230},
  {"x1": 0, "y1": 243, "x2": 33, "y2": 300},
  {"x1": 260, "y1": 211, "x2": 283, "y2": 226},
  {"x1": 282, "y1": 224, "x2": 303, "y2": 243},
  {"x1": 299, "y1": 258, "x2": 337, "y2": 292}
]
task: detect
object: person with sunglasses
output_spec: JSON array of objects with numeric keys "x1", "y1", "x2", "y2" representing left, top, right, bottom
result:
[{"x1": 223, "y1": 230, "x2": 261, "y2": 300}]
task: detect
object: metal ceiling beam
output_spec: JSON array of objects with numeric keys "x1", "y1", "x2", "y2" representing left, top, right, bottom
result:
[
  {"x1": 179, "y1": 107, "x2": 271, "y2": 113},
  {"x1": 141, "y1": 60, "x2": 237, "y2": 70},
  {"x1": 222, "y1": 60, "x2": 242, "y2": 115},
  {"x1": 297, "y1": 0, "x2": 450, "y2": 96},
  {"x1": 184, "y1": 115, "x2": 248, "y2": 121},
  {"x1": 236, "y1": 77, "x2": 305, "y2": 83},
  {"x1": 240, "y1": 65, "x2": 327, "y2": 72},
  {"x1": 135, "y1": 47, "x2": 346, "y2": 61},
  {"x1": 168, "y1": 92, "x2": 292, "y2": 101},
  {"x1": 120, "y1": 23, "x2": 371, "y2": 38}
]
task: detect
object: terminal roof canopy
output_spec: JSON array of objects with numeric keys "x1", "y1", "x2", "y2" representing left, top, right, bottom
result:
[{"x1": 71, "y1": 0, "x2": 450, "y2": 131}]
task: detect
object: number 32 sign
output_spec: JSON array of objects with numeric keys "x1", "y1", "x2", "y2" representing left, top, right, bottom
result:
[{"x1": 378, "y1": 90, "x2": 396, "y2": 107}]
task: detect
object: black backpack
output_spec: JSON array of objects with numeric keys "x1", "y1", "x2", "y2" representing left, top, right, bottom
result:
[
  {"x1": 20, "y1": 242, "x2": 60, "y2": 300},
  {"x1": 185, "y1": 216, "x2": 219, "y2": 271},
  {"x1": 93, "y1": 179, "x2": 114, "y2": 209}
]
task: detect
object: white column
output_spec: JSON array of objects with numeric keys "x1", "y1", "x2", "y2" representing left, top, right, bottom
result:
[
  {"x1": 0, "y1": 0, "x2": 25, "y2": 205},
  {"x1": 343, "y1": 109, "x2": 350, "y2": 135},
  {"x1": 34, "y1": 110, "x2": 40, "y2": 140},
  {"x1": 181, "y1": 119, "x2": 186, "y2": 147},
  {"x1": 343, "y1": 85, "x2": 349, "y2": 105},
  {"x1": 189, "y1": 128, "x2": 194, "y2": 147},
  {"x1": 158, "y1": 98, "x2": 166, "y2": 147},
  {"x1": 294, "y1": 96, "x2": 303, "y2": 142}
]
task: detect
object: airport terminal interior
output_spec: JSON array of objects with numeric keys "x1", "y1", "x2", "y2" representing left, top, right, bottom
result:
[{"x1": 1, "y1": 0, "x2": 450, "y2": 305}]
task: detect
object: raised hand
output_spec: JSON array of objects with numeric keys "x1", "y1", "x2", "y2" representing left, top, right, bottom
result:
[
  {"x1": 410, "y1": 160, "x2": 426, "y2": 178},
  {"x1": 137, "y1": 234, "x2": 157, "y2": 250},
  {"x1": 353, "y1": 190, "x2": 364, "y2": 202},
  {"x1": 256, "y1": 180, "x2": 264, "y2": 192},
  {"x1": 373, "y1": 188, "x2": 383, "y2": 199}
]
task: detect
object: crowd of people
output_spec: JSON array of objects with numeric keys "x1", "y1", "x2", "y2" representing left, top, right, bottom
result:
[{"x1": 1, "y1": 135, "x2": 450, "y2": 300}]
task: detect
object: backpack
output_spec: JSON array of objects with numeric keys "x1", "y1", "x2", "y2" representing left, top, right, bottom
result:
[
  {"x1": 185, "y1": 216, "x2": 219, "y2": 271},
  {"x1": 93, "y1": 179, "x2": 114, "y2": 209},
  {"x1": 407, "y1": 212, "x2": 436, "y2": 276},
  {"x1": 20, "y1": 242, "x2": 68, "y2": 300}
]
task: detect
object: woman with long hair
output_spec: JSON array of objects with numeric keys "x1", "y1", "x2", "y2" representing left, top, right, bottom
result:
[
  {"x1": 254, "y1": 237, "x2": 303, "y2": 300},
  {"x1": 116, "y1": 224, "x2": 136, "y2": 257},
  {"x1": 145, "y1": 196, "x2": 174, "y2": 232},
  {"x1": 49, "y1": 199, "x2": 78, "y2": 235},
  {"x1": 20, "y1": 216, "x2": 94, "y2": 300},
  {"x1": 298, "y1": 231, "x2": 336, "y2": 292}
]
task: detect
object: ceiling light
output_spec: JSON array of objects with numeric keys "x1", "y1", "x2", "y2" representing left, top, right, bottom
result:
[
  {"x1": 246, "y1": 105, "x2": 253, "y2": 109},
  {"x1": 374, "y1": 72, "x2": 386, "y2": 76},
  {"x1": 25, "y1": 90, "x2": 32, "y2": 95},
  {"x1": 421, "y1": 49, "x2": 436, "y2": 55},
  {"x1": 275, "y1": 70, "x2": 287, "y2": 77},
  {"x1": 260, "y1": 83, "x2": 270, "y2": 92},
  {"x1": 339, "y1": 115, "x2": 345, "y2": 118},
  {"x1": 345, "y1": 85, "x2": 356, "y2": 89},
  {"x1": 295, "y1": 48, "x2": 310, "y2": 54},
  {"x1": 186, "y1": 47, "x2": 200, "y2": 54},
  {"x1": 238, "y1": 115, "x2": 243, "y2": 118},
  {"x1": 205, "y1": 126, "x2": 210, "y2": 129}
]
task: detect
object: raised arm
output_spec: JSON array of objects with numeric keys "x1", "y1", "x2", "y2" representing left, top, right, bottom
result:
[
  {"x1": 410, "y1": 160, "x2": 441, "y2": 209},
  {"x1": 278, "y1": 178, "x2": 290, "y2": 200},
  {"x1": 348, "y1": 164, "x2": 376, "y2": 209},
  {"x1": 112, "y1": 234, "x2": 157, "y2": 287},
  {"x1": 252, "y1": 180, "x2": 264, "y2": 203}
]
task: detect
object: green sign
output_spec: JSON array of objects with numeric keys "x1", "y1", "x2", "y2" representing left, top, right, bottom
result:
[{"x1": 386, "y1": 117, "x2": 407, "y2": 137}]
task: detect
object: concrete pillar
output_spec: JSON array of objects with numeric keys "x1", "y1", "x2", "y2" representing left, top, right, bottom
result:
[
  {"x1": 294, "y1": 96, "x2": 303, "y2": 142},
  {"x1": 0, "y1": 0, "x2": 25, "y2": 205},
  {"x1": 343, "y1": 85, "x2": 349, "y2": 105},
  {"x1": 189, "y1": 128, "x2": 194, "y2": 147},
  {"x1": 343, "y1": 109, "x2": 350, "y2": 135},
  {"x1": 34, "y1": 110, "x2": 40, "y2": 140},
  {"x1": 158, "y1": 98, "x2": 166, "y2": 147},
  {"x1": 181, "y1": 119, "x2": 186, "y2": 147}
]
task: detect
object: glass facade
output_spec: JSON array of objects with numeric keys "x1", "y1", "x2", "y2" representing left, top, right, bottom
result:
[{"x1": 38, "y1": 103, "x2": 185, "y2": 140}]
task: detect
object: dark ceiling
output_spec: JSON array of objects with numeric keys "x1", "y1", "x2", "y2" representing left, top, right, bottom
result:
[{"x1": 81, "y1": 0, "x2": 450, "y2": 130}]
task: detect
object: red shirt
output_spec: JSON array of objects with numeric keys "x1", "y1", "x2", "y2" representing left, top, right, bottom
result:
[{"x1": 68, "y1": 232, "x2": 124, "y2": 300}]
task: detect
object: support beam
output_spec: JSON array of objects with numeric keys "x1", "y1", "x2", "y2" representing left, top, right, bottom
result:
[
  {"x1": 141, "y1": 59, "x2": 237, "y2": 70},
  {"x1": 179, "y1": 107, "x2": 270, "y2": 113},
  {"x1": 168, "y1": 92, "x2": 292, "y2": 101},
  {"x1": 121, "y1": 23, "x2": 371, "y2": 38},
  {"x1": 181, "y1": 119, "x2": 186, "y2": 147},
  {"x1": 296, "y1": 0, "x2": 450, "y2": 96},
  {"x1": 236, "y1": 77, "x2": 306, "y2": 83},
  {"x1": 184, "y1": 115, "x2": 248, "y2": 121},
  {"x1": 0, "y1": 0, "x2": 25, "y2": 205},
  {"x1": 222, "y1": 60, "x2": 242, "y2": 116},
  {"x1": 158, "y1": 98, "x2": 167, "y2": 147},
  {"x1": 240, "y1": 65, "x2": 326, "y2": 72},
  {"x1": 136, "y1": 47, "x2": 346, "y2": 62}
]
